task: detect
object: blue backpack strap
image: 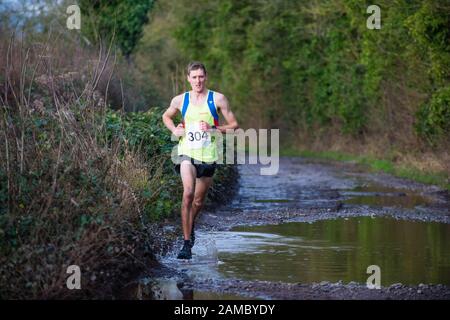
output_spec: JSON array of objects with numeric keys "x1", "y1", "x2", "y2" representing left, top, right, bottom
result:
[
  {"x1": 181, "y1": 92, "x2": 189, "y2": 119},
  {"x1": 207, "y1": 90, "x2": 219, "y2": 126}
]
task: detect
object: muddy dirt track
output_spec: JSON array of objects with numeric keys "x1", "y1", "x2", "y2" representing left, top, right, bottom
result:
[{"x1": 147, "y1": 157, "x2": 450, "y2": 300}]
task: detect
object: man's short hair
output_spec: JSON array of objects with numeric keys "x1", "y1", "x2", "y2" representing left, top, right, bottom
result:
[{"x1": 187, "y1": 61, "x2": 207, "y2": 75}]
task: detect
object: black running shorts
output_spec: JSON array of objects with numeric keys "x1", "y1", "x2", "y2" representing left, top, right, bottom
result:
[{"x1": 174, "y1": 155, "x2": 217, "y2": 178}]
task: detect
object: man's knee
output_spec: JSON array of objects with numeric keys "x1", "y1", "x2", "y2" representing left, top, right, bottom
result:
[
  {"x1": 182, "y1": 190, "x2": 195, "y2": 205},
  {"x1": 193, "y1": 197, "x2": 204, "y2": 209},
  {"x1": 192, "y1": 194, "x2": 206, "y2": 209}
]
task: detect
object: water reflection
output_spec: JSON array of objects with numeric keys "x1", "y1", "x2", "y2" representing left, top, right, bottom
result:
[
  {"x1": 341, "y1": 184, "x2": 432, "y2": 208},
  {"x1": 211, "y1": 217, "x2": 450, "y2": 285}
]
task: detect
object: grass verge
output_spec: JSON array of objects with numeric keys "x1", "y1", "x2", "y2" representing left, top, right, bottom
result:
[{"x1": 281, "y1": 148, "x2": 450, "y2": 191}]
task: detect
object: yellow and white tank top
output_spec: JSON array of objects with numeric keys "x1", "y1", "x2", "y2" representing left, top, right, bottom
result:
[{"x1": 177, "y1": 90, "x2": 219, "y2": 163}]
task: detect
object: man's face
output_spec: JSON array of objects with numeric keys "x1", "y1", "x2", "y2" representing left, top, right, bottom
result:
[{"x1": 187, "y1": 68, "x2": 207, "y2": 93}]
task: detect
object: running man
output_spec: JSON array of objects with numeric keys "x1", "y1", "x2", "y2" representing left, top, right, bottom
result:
[{"x1": 162, "y1": 61, "x2": 239, "y2": 259}]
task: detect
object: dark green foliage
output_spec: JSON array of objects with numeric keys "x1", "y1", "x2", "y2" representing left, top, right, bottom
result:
[
  {"x1": 406, "y1": 1, "x2": 450, "y2": 84},
  {"x1": 80, "y1": 0, "x2": 155, "y2": 57},
  {"x1": 416, "y1": 86, "x2": 450, "y2": 145},
  {"x1": 105, "y1": 107, "x2": 175, "y2": 158},
  {"x1": 105, "y1": 107, "x2": 182, "y2": 221}
]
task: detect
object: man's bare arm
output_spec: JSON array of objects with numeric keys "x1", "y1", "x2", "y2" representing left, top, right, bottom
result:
[
  {"x1": 215, "y1": 93, "x2": 239, "y2": 133},
  {"x1": 162, "y1": 95, "x2": 184, "y2": 136}
]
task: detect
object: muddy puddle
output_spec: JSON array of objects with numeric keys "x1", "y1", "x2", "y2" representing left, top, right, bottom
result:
[
  {"x1": 220, "y1": 217, "x2": 450, "y2": 286},
  {"x1": 155, "y1": 216, "x2": 450, "y2": 298},
  {"x1": 341, "y1": 184, "x2": 433, "y2": 208},
  {"x1": 247, "y1": 182, "x2": 434, "y2": 211}
]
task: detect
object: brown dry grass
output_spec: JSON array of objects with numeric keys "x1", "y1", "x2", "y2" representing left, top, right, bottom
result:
[{"x1": 0, "y1": 30, "x2": 167, "y2": 299}]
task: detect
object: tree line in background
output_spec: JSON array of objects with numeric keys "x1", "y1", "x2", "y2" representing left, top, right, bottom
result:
[{"x1": 135, "y1": 0, "x2": 449, "y2": 172}]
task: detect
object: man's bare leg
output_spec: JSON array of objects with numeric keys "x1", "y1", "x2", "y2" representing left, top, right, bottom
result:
[
  {"x1": 189, "y1": 176, "x2": 213, "y2": 243},
  {"x1": 180, "y1": 160, "x2": 196, "y2": 241}
]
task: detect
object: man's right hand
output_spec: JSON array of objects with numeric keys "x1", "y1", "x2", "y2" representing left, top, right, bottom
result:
[{"x1": 172, "y1": 123, "x2": 185, "y2": 137}]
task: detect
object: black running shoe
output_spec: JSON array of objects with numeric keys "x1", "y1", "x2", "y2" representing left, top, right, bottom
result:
[{"x1": 177, "y1": 243, "x2": 192, "y2": 260}]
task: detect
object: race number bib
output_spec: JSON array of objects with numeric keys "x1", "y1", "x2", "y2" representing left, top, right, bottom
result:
[{"x1": 185, "y1": 123, "x2": 211, "y2": 149}]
